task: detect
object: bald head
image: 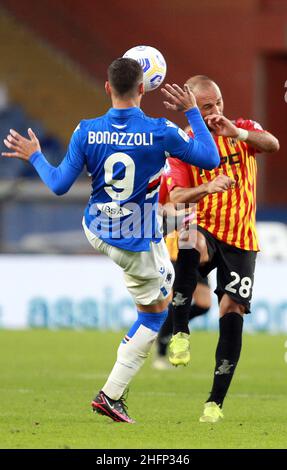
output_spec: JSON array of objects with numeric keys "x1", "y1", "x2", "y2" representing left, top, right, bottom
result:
[
  {"x1": 185, "y1": 75, "x2": 216, "y2": 92},
  {"x1": 185, "y1": 75, "x2": 224, "y2": 117}
]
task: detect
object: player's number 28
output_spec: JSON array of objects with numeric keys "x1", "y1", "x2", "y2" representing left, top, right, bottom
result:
[
  {"x1": 225, "y1": 272, "x2": 252, "y2": 298},
  {"x1": 104, "y1": 152, "x2": 135, "y2": 201}
]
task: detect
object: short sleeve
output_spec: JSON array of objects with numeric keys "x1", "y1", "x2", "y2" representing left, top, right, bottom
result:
[
  {"x1": 235, "y1": 118, "x2": 268, "y2": 154},
  {"x1": 165, "y1": 157, "x2": 192, "y2": 192},
  {"x1": 236, "y1": 118, "x2": 265, "y2": 133}
]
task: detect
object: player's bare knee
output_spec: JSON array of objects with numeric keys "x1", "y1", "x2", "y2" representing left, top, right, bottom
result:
[
  {"x1": 137, "y1": 297, "x2": 170, "y2": 313},
  {"x1": 219, "y1": 294, "x2": 245, "y2": 317},
  {"x1": 193, "y1": 284, "x2": 212, "y2": 309},
  {"x1": 195, "y1": 232, "x2": 209, "y2": 264}
]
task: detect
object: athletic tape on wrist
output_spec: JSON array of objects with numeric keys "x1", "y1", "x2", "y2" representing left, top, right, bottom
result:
[{"x1": 236, "y1": 128, "x2": 249, "y2": 141}]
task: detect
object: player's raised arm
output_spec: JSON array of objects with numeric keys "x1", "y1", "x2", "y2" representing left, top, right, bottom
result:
[
  {"x1": 2, "y1": 125, "x2": 85, "y2": 195},
  {"x1": 205, "y1": 113, "x2": 280, "y2": 153},
  {"x1": 3, "y1": 127, "x2": 41, "y2": 160},
  {"x1": 161, "y1": 83, "x2": 220, "y2": 170}
]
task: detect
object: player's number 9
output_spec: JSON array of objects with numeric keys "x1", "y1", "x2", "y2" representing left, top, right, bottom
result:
[{"x1": 104, "y1": 152, "x2": 135, "y2": 201}]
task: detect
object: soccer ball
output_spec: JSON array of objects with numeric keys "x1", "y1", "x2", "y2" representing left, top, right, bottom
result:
[{"x1": 123, "y1": 45, "x2": 167, "y2": 92}]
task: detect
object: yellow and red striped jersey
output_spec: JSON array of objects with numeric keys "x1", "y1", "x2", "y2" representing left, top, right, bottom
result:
[{"x1": 165, "y1": 118, "x2": 265, "y2": 252}]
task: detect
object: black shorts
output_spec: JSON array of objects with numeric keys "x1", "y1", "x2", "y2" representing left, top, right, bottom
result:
[{"x1": 197, "y1": 226, "x2": 257, "y2": 313}]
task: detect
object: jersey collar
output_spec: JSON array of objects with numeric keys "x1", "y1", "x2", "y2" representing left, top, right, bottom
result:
[{"x1": 107, "y1": 107, "x2": 143, "y2": 118}]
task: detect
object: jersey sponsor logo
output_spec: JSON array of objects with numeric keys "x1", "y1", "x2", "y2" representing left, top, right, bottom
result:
[
  {"x1": 220, "y1": 152, "x2": 241, "y2": 166},
  {"x1": 88, "y1": 131, "x2": 153, "y2": 146},
  {"x1": 199, "y1": 152, "x2": 240, "y2": 176},
  {"x1": 97, "y1": 202, "x2": 133, "y2": 218},
  {"x1": 88, "y1": 201, "x2": 162, "y2": 240}
]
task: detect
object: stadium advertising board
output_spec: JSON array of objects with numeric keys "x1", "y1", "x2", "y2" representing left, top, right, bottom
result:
[{"x1": 0, "y1": 256, "x2": 286, "y2": 332}]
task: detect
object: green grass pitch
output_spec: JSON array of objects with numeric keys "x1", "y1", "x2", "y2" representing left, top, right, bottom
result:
[{"x1": 0, "y1": 330, "x2": 286, "y2": 449}]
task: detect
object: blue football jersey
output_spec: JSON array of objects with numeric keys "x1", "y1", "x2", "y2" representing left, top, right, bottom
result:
[{"x1": 30, "y1": 106, "x2": 219, "y2": 251}]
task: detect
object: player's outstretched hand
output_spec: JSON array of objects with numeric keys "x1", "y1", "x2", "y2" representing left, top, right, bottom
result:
[
  {"x1": 207, "y1": 174, "x2": 236, "y2": 194},
  {"x1": 204, "y1": 114, "x2": 239, "y2": 138},
  {"x1": 2, "y1": 128, "x2": 41, "y2": 161},
  {"x1": 161, "y1": 84, "x2": 197, "y2": 112}
]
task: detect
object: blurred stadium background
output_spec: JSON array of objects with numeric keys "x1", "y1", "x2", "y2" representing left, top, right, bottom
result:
[{"x1": 0, "y1": 0, "x2": 286, "y2": 332}]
